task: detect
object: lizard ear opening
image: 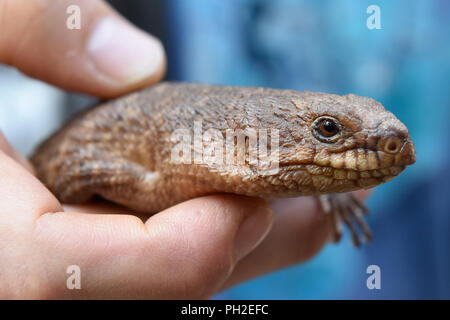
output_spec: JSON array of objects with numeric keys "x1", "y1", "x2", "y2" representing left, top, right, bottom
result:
[{"x1": 312, "y1": 116, "x2": 342, "y2": 143}]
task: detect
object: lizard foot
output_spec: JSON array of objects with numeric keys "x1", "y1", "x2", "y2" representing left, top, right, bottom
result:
[{"x1": 316, "y1": 193, "x2": 372, "y2": 247}]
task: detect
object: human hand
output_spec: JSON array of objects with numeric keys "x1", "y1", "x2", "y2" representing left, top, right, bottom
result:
[{"x1": 0, "y1": 0, "x2": 369, "y2": 299}]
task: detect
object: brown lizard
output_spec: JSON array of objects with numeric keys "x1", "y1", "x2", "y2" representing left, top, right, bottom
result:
[{"x1": 31, "y1": 82, "x2": 416, "y2": 247}]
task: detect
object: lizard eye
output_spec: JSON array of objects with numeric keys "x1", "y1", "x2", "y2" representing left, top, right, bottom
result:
[{"x1": 312, "y1": 117, "x2": 342, "y2": 143}]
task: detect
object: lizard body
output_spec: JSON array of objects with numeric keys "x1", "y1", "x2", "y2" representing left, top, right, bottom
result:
[{"x1": 31, "y1": 82, "x2": 416, "y2": 246}]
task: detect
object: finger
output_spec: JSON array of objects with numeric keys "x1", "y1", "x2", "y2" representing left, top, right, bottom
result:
[
  {"x1": 222, "y1": 190, "x2": 372, "y2": 288},
  {"x1": 32, "y1": 195, "x2": 273, "y2": 299},
  {"x1": 0, "y1": 0, "x2": 165, "y2": 98},
  {"x1": 0, "y1": 131, "x2": 34, "y2": 173}
]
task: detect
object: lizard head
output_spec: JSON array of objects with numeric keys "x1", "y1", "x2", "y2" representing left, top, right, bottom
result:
[{"x1": 276, "y1": 91, "x2": 416, "y2": 194}]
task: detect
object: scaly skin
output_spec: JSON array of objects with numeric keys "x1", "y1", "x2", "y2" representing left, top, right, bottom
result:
[{"x1": 31, "y1": 82, "x2": 416, "y2": 246}]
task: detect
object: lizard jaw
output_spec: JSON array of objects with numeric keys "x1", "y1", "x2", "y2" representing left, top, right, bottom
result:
[{"x1": 275, "y1": 163, "x2": 406, "y2": 194}]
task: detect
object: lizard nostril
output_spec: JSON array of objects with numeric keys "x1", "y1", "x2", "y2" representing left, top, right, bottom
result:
[{"x1": 384, "y1": 137, "x2": 402, "y2": 154}]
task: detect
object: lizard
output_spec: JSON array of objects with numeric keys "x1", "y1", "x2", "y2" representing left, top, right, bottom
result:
[{"x1": 30, "y1": 82, "x2": 416, "y2": 247}]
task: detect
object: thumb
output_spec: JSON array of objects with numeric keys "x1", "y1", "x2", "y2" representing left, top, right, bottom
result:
[{"x1": 0, "y1": 0, "x2": 165, "y2": 98}]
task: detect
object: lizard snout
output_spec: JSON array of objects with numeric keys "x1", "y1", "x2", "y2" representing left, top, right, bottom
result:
[
  {"x1": 394, "y1": 139, "x2": 416, "y2": 166},
  {"x1": 379, "y1": 134, "x2": 416, "y2": 166}
]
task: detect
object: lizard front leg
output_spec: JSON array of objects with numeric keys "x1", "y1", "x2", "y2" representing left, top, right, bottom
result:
[
  {"x1": 316, "y1": 193, "x2": 372, "y2": 247},
  {"x1": 53, "y1": 158, "x2": 161, "y2": 213}
]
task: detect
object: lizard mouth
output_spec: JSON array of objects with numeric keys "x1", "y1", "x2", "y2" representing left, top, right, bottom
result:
[
  {"x1": 269, "y1": 136, "x2": 414, "y2": 193},
  {"x1": 280, "y1": 163, "x2": 406, "y2": 180}
]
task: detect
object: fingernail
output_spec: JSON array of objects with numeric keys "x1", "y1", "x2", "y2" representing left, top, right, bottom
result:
[
  {"x1": 87, "y1": 17, "x2": 164, "y2": 85},
  {"x1": 234, "y1": 205, "x2": 273, "y2": 261}
]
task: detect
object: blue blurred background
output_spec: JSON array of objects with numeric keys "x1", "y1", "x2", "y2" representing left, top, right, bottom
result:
[{"x1": 0, "y1": 0, "x2": 448, "y2": 299}]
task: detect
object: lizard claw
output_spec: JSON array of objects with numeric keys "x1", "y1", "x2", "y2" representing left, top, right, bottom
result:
[{"x1": 316, "y1": 193, "x2": 372, "y2": 247}]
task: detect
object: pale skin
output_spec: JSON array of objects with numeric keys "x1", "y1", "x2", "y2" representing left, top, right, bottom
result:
[{"x1": 0, "y1": 0, "x2": 369, "y2": 299}]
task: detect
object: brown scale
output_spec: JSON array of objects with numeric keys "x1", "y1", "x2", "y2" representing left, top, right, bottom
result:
[{"x1": 31, "y1": 82, "x2": 416, "y2": 247}]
